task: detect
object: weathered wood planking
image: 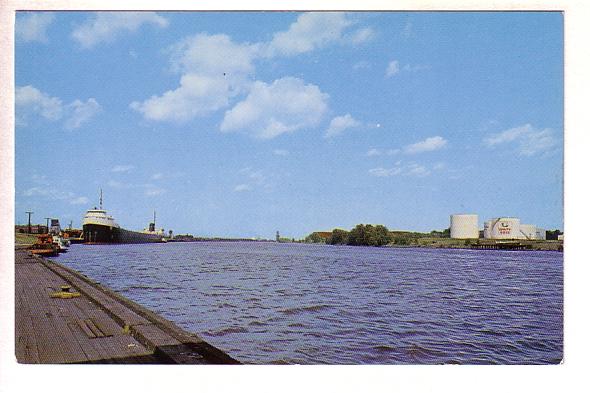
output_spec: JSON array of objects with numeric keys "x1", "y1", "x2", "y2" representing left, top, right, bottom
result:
[{"x1": 15, "y1": 249, "x2": 240, "y2": 364}]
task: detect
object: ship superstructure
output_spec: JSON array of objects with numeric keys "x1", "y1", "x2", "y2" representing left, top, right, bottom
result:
[{"x1": 82, "y1": 190, "x2": 166, "y2": 244}]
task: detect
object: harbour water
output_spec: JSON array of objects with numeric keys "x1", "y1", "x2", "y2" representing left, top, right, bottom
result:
[{"x1": 53, "y1": 242, "x2": 563, "y2": 364}]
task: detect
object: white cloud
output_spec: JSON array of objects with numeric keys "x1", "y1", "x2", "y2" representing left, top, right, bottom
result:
[
  {"x1": 169, "y1": 33, "x2": 259, "y2": 77},
  {"x1": 404, "y1": 136, "x2": 448, "y2": 154},
  {"x1": 64, "y1": 98, "x2": 101, "y2": 129},
  {"x1": 265, "y1": 12, "x2": 353, "y2": 57},
  {"x1": 349, "y1": 27, "x2": 375, "y2": 44},
  {"x1": 367, "y1": 148, "x2": 381, "y2": 157},
  {"x1": 16, "y1": 85, "x2": 100, "y2": 129},
  {"x1": 221, "y1": 77, "x2": 328, "y2": 139},
  {"x1": 386, "y1": 60, "x2": 400, "y2": 77},
  {"x1": 16, "y1": 13, "x2": 55, "y2": 43},
  {"x1": 16, "y1": 85, "x2": 63, "y2": 121},
  {"x1": 130, "y1": 73, "x2": 233, "y2": 122},
  {"x1": 484, "y1": 124, "x2": 559, "y2": 156},
  {"x1": 325, "y1": 114, "x2": 361, "y2": 138},
  {"x1": 131, "y1": 33, "x2": 259, "y2": 123},
  {"x1": 152, "y1": 173, "x2": 163, "y2": 180},
  {"x1": 273, "y1": 149, "x2": 289, "y2": 156},
  {"x1": 111, "y1": 165, "x2": 135, "y2": 173},
  {"x1": 406, "y1": 163, "x2": 431, "y2": 177},
  {"x1": 72, "y1": 12, "x2": 168, "y2": 48},
  {"x1": 131, "y1": 13, "x2": 374, "y2": 130}
]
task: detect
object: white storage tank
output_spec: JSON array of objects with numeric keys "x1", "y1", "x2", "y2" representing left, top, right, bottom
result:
[
  {"x1": 519, "y1": 224, "x2": 537, "y2": 240},
  {"x1": 484, "y1": 220, "x2": 492, "y2": 239},
  {"x1": 450, "y1": 214, "x2": 479, "y2": 239},
  {"x1": 486, "y1": 217, "x2": 521, "y2": 239},
  {"x1": 535, "y1": 228, "x2": 546, "y2": 240}
]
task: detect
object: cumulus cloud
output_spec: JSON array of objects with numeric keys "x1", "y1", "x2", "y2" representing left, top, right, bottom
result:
[
  {"x1": 484, "y1": 124, "x2": 559, "y2": 156},
  {"x1": 131, "y1": 12, "x2": 374, "y2": 130},
  {"x1": 131, "y1": 33, "x2": 259, "y2": 122},
  {"x1": 16, "y1": 85, "x2": 63, "y2": 121},
  {"x1": 325, "y1": 114, "x2": 361, "y2": 138},
  {"x1": 348, "y1": 27, "x2": 375, "y2": 44},
  {"x1": 169, "y1": 33, "x2": 259, "y2": 77},
  {"x1": 221, "y1": 77, "x2": 328, "y2": 139},
  {"x1": 16, "y1": 12, "x2": 55, "y2": 43},
  {"x1": 386, "y1": 60, "x2": 400, "y2": 77},
  {"x1": 72, "y1": 12, "x2": 168, "y2": 48},
  {"x1": 16, "y1": 85, "x2": 100, "y2": 129},
  {"x1": 404, "y1": 136, "x2": 448, "y2": 154},
  {"x1": 130, "y1": 73, "x2": 234, "y2": 122},
  {"x1": 265, "y1": 12, "x2": 353, "y2": 57},
  {"x1": 64, "y1": 98, "x2": 101, "y2": 129}
]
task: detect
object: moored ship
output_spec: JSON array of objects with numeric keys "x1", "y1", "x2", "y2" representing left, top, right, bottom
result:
[{"x1": 82, "y1": 191, "x2": 167, "y2": 244}]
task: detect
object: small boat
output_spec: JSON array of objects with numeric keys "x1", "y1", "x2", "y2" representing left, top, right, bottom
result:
[{"x1": 52, "y1": 235, "x2": 70, "y2": 252}]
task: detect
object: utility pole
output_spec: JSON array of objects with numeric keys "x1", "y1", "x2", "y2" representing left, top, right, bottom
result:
[{"x1": 25, "y1": 211, "x2": 33, "y2": 234}]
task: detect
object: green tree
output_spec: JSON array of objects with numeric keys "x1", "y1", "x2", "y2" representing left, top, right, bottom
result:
[
  {"x1": 327, "y1": 229, "x2": 349, "y2": 245},
  {"x1": 305, "y1": 232, "x2": 324, "y2": 243}
]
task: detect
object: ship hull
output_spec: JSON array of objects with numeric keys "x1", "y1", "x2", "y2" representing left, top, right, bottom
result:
[{"x1": 83, "y1": 224, "x2": 163, "y2": 244}]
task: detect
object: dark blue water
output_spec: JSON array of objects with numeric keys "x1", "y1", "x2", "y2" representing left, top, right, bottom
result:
[{"x1": 52, "y1": 242, "x2": 563, "y2": 364}]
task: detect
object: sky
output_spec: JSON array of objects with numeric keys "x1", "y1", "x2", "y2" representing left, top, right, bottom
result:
[{"x1": 14, "y1": 11, "x2": 563, "y2": 239}]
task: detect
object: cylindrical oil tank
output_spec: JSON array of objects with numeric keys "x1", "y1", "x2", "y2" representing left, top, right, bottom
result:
[
  {"x1": 519, "y1": 224, "x2": 537, "y2": 240},
  {"x1": 535, "y1": 228, "x2": 546, "y2": 240},
  {"x1": 488, "y1": 217, "x2": 521, "y2": 239},
  {"x1": 484, "y1": 220, "x2": 492, "y2": 239},
  {"x1": 450, "y1": 214, "x2": 479, "y2": 239}
]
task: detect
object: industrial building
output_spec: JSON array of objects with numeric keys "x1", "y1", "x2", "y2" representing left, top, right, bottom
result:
[
  {"x1": 451, "y1": 214, "x2": 546, "y2": 240},
  {"x1": 450, "y1": 214, "x2": 479, "y2": 239}
]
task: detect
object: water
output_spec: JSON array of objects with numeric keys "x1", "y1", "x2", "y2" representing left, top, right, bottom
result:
[{"x1": 52, "y1": 242, "x2": 563, "y2": 364}]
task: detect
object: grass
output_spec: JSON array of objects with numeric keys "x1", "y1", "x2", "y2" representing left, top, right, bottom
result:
[{"x1": 15, "y1": 232, "x2": 39, "y2": 246}]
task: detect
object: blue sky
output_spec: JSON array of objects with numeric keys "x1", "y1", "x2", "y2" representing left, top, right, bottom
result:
[{"x1": 14, "y1": 11, "x2": 563, "y2": 238}]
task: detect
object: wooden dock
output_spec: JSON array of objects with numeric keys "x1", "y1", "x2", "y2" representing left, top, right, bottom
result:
[{"x1": 15, "y1": 248, "x2": 240, "y2": 364}]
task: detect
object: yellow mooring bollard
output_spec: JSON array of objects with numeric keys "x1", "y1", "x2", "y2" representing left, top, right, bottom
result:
[{"x1": 50, "y1": 285, "x2": 81, "y2": 299}]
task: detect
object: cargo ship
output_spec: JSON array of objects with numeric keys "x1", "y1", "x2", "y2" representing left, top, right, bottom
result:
[{"x1": 82, "y1": 191, "x2": 167, "y2": 244}]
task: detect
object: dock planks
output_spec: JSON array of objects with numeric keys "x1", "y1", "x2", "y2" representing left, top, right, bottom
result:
[{"x1": 15, "y1": 249, "x2": 240, "y2": 364}]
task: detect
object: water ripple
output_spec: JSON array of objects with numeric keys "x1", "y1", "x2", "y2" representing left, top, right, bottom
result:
[{"x1": 54, "y1": 242, "x2": 563, "y2": 364}]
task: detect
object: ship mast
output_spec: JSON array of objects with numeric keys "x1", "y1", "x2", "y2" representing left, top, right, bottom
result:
[
  {"x1": 153, "y1": 210, "x2": 156, "y2": 228},
  {"x1": 99, "y1": 189, "x2": 103, "y2": 210}
]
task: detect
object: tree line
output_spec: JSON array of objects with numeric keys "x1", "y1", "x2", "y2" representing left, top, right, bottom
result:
[{"x1": 305, "y1": 224, "x2": 392, "y2": 247}]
